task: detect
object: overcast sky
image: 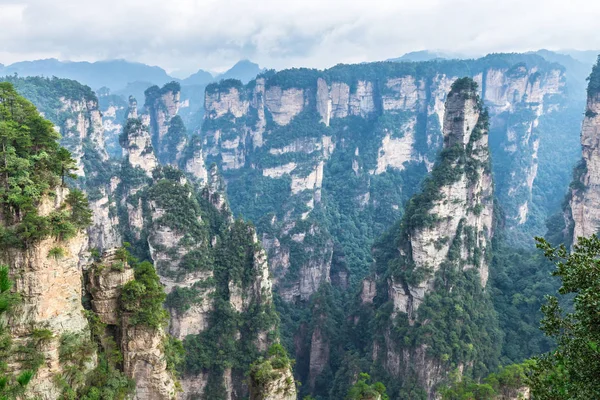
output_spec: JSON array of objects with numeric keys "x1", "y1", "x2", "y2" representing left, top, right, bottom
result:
[{"x1": 0, "y1": 0, "x2": 599, "y2": 75}]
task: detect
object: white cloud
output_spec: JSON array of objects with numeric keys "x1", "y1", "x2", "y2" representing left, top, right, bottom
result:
[{"x1": 0, "y1": 0, "x2": 599, "y2": 72}]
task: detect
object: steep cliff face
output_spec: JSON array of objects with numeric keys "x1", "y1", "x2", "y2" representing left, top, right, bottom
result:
[
  {"x1": 121, "y1": 118, "x2": 159, "y2": 177},
  {"x1": 87, "y1": 175, "x2": 122, "y2": 252},
  {"x1": 388, "y1": 78, "x2": 494, "y2": 317},
  {"x1": 121, "y1": 319, "x2": 179, "y2": 400},
  {"x1": 112, "y1": 115, "x2": 285, "y2": 399},
  {"x1": 0, "y1": 77, "x2": 123, "y2": 253},
  {"x1": 59, "y1": 94, "x2": 122, "y2": 253},
  {"x1": 486, "y1": 65, "x2": 567, "y2": 242},
  {"x1": 1, "y1": 76, "x2": 292, "y2": 400},
  {"x1": 98, "y1": 88, "x2": 129, "y2": 158},
  {"x1": 58, "y1": 96, "x2": 109, "y2": 175},
  {"x1": 145, "y1": 82, "x2": 186, "y2": 165},
  {"x1": 567, "y1": 58, "x2": 600, "y2": 244},
  {"x1": 3, "y1": 190, "x2": 90, "y2": 399},
  {"x1": 88, "y1": 249, "x2": 179, "y2": 400},
  {"x1": 200, "y1": 54, "x2": 569, "y2": 308},
  {"x1": 140, "y1": 170, "x2": 280, "y2": 399},
  {"x1": 0, "y1": 82, "x2": 100, "y2": 399},
  {"x1": 356, "y1": 78, "x2": 500, "y2": 398}
]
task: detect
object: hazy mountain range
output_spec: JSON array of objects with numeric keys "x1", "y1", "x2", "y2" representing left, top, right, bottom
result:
[
  {"x1": 1, "y1": 49, "x2": 596, "y2": 101},
  {"x1": 0, "y1": 58, "x2": 263, "y2": 92}
]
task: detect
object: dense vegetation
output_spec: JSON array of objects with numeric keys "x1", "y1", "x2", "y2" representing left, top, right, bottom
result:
[
  {"x1": 249, "y1": 343, "x2": 295, "y2": 399},
  {"x1": 200, "y1": 55, "x2": 582, "y2": 398},
  {"x1": 345, "y1": 373, "x2": 389, "y2": 400},
  {"x1": 0, "y1": 82, "x2": 91, "y2": 248},
  {"x1": 440, "y1": 363, "x2": 530, "y2": 399},
  {"x1": 5, "y1": 52, "x2": 594, "y2": 400},
  {"x1": 528, "y1": 236, "x2": 600, "y2": 399},
  {"x1": 0, "y1": 83, "x2": 133, "y2": 400},
  {"x1": 0, "y1": 76, "x2": 97, "y2": 120},
  {"x1": 182, "y1": 217, "x2": 280, "y2": 398},
  {"x1": 586, "y1": 56, "x2": 600, "y2": 98}
]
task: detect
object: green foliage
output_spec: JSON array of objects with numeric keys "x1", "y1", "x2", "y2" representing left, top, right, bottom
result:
[
  {"x1": 144, "y1": 81, "x2": 181, "y2": 108},
  {"x1": 163, "y1": 336, "x2": 185, "y2": 376},
  {"x1": 0, "y1": 265, "x2": 43, "y2": 398},
  {"x1": 165, "y1": 286, "x2": 202, "y2": 313},
  {"x1": 346, "y1": 373, "x2": 389, "y2": 400},
  {"x1": 30, "y1": 328, "x2": 53, "y2": 343},
  {"x1": 528, "y1": 235, "x2": 600, "y2": 399},
  {"x1": 249, "y1": 343, "x2": 294, "y2": 399},
  {"x1": 58, "y1": 353, "x2": 134, "y2": 400},
  {"x1": 0, "y1": 76, "x2": 97, "y2": 120},
  {"x1": 121, "y1": 261, "x2": 168, "y2": 328},
  {"x1": 586, "y1": 55, "x2": 600, "y2": 98},
  {"x1": 66, "y1": 188, "x2": 93, "y2": 228},
  {"x1": 48, "y1": 246, "x2": 66, "y2": 259},
  {"x1": 146, "y1": 177, "x2": 209, "y2": 245},
  {"x1": 440, "y1": 362, "x2": 531, "y2": 400},
  {"x1": 450, "y1": 77, "x2": 479, "y2": 94},
  {"x1": 0, "y1": 265, "x2": 19, "y2": 315},
  {"x1": 182, "y1": 220, "x2": 279, "y2": 397},
  {"x1": 490, "y1": 240, "x2": 558, "y2": 364},
  {"x1": 0, "y1": 83, "x2": 92, "y2": 249},
  {"x1": 206, "y1": 79, "x2": 243, "y2": 95}
]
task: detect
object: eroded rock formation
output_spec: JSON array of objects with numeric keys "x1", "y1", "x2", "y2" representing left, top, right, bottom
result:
[{"x1": 567, "y1": 59, "x2": 600, "y2": 244}]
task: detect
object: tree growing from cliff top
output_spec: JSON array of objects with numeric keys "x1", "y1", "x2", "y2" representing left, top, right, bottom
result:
[
  {"x1": 0, "y1": 83, "x2": 92, "y2": 249},
  {"x1": 586, "y1": 56, "x2": 600, "y2": 98},
  {"x1": 529, "y1": 235, "x2": 600, "y2": 399},
  {"x1": 345, "y1": 373, "x2": 388, "y2": 400}
]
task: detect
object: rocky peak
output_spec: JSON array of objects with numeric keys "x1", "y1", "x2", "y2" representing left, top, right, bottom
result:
[
  {"x1": 87, "y1": 248, "x2": 135, "y2": 325},
  {"x1": 248, "y1": 345, "x2": 297, "y2": 400},
  {"x1": 182, "y1": 135, "x2": 209, "y2": 185},
  {"x1": 567, "y1": 57, "x2": 600, "y2": 244},
  {"x1": 57, "y1": 95, "x2": 108, "y2": 177},
  {"x1": 87, "y1": 249, "x2": 179, "y2": 400},
  {"x1": 207, "y1": 163, "x2": 230, "y2": 214},
  {"x1": 120, "y1": 118, "x2": 158, "y2": 177},
  {"x1": 442, "y1": 78, "x2": 481, "y2": 148},
  {"x1": 387, "y1": 77, "x2": 493, "y2": 317},
  {"x1": 359, "y1": 77, "x2": 496, "y2": 397},
  {"x1": 144, "y1": 82, "x2": 185, "y2": 164},
  {"x1": 128, "y1": 95, "x2": 139, "y2": 119}
]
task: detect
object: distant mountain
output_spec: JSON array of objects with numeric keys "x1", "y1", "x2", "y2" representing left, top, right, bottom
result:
[
  {"x1": 113, "y1": 80, "x2": 157, "y2": 104},
  {"x1": 0, "y1": 58, "x2": 173, "y2": 91},
  {"x1": 0, "y1": 57, "x2": 266, "y2": 93},
  {"x1": 533, "y1": 49, "x2": 592, "y2": 98},
  {"x1": 559, "y1": 50, "x2": 600, "y2": 66},
  {"x1": 216, "y1": 60, "x2": 263, "y2": 83},
  {"x1": 387, "y1": 50, "x2": 471, "y2": 62},
  {"x1": 181, "y1": 68, "x2": 213, "y2": 86}
]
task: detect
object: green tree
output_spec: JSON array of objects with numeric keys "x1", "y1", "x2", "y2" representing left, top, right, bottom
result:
[
  {"x1": 346, "y1": 373, "x2": 389, "y2": 400},
  {"x1": 530, "y1": 235, "x2": 600, "y2": 399},
  {"x1": 56, "y1": 147, "x2": 77, "y2": 186},
  {"x1": 121, "y1": 261, "x2": 168, "y2": 328}
]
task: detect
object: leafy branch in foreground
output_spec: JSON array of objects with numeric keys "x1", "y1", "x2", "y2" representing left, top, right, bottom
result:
[{"x1": 529, "y1": 235, "x2": 600, "y2": 399}]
